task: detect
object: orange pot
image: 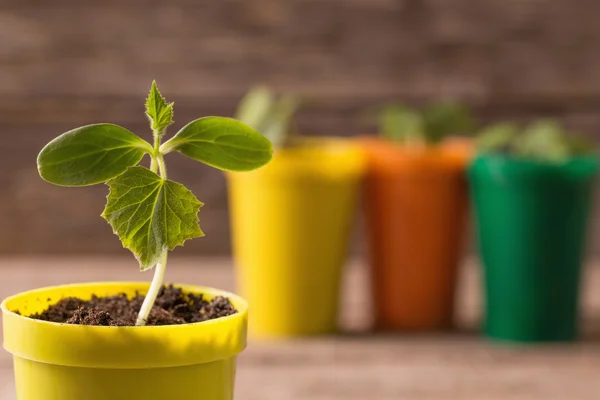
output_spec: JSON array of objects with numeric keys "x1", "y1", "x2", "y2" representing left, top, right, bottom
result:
[{"x1": 361, "y1": 137, "x2": 472, "y2": 331}]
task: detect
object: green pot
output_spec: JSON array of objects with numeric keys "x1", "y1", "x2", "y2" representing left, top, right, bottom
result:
[{"x1": 469, "y1": 155, "x2": 598, "y2": 342}]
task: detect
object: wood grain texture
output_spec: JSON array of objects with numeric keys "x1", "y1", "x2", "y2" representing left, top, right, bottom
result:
[
  {"x1": 0, "y1": 257, "x2": 599, "y2": 399},
  {"x1": 1, "y1": 0, "x2": 600, "y2": 254}
]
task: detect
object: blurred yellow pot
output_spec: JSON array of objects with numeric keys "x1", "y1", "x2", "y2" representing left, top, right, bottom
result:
[
  {"x1": 227, "y1": 137, "x2": 365, "y2": 338},
  {"x1": 1, "y1": 282, "x2": 248, "y2": 400}
]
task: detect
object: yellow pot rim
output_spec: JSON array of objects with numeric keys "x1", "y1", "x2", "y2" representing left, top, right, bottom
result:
[{"x1": 1, "y1": 282, "x2": 248, "y2": 369}]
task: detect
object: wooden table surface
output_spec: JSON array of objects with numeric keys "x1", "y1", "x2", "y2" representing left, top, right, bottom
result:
[{"x1": 0, "y1": 257, "x2": 599, "y2": 400}]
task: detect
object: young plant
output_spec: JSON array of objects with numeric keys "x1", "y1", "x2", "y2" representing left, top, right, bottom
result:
[
  {"x1": 477, "y1": 119, "x2": 595, "y2": 163},
  {"x1": 379, "y1": 101, "x2": 474, "y2": 146},
  {"x1": 378, "y1": 105, "x2": 424, "y2": 146},
  {"x1": 235, "y1": 85, "x2": 301, "y2": 149},
  {"x1": 37, "y1": 81, "x2": 273, "y2": 326}
]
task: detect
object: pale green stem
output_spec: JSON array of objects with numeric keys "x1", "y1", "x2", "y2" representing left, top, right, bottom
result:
[
  {"x1": 136, "y1": 252, "x2": 168, "y2": 326},
  {"x1": 136, "y1": 130, "x2": 168, "y2": 326},
  {"x1": 149, "y1": 130, "x2": 161, "y2": 173},
  {"x1": 157, "y1": 154, "x2": 168, "y2": 179}
]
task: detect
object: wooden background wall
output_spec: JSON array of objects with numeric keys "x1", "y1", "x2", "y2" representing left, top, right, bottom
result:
[{"x1": 1, "y1": 0, "x2": 599, "y2": 256}]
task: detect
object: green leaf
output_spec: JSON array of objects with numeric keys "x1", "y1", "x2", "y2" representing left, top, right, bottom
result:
[
  {"x1": 37, "y1": 123, "x2": 153, "y2": 186},
  {"x1": 422, "y1": 102, "x2": 475, "y2": 143},
  {"x1": 478, "y1": 119, "x2": 597, "y2": 162},
  {"x1": 260, "y1": 94, "x2": 301, "y2": 148},
  {"x1": 102, "y1": 166, "x2": 204, "y2": 270},
  {"x1": 568, "y1": 134, "x2": 596, "y2": 156},
  {"x1": 235, "y1": 86, "x2": 300, "y2": 148},
  {"x1": 476, "y1": 122, "x2": 519, "y2": 154},
  {"x1": 379, "y1": 105, "x2": 425, "y2": 144},
  {"x1": 145, "y1": 80, "x2": 174, "y2": 134},
  {"x1": 515, "y1": 120, "x2": 571, "y2": 162},
  {"x1": 235, "y1": 85, "x2": 275, "y2": 130},
  {"x1": 161, "y1": 116, "x2": 273, "y2": 171}
]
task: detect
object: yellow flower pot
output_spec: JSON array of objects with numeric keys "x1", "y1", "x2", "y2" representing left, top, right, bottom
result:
[
  {"x1": 1, "y1": 282, "x2": 248, "y2": 400},
  {"x1": 227, "y1": 137, "x2": 365, "y2": 338}
]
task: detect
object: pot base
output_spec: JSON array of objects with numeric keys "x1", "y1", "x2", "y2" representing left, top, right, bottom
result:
[{"x1": 14, "y1": 356, "x2": 236, "y2": 400}]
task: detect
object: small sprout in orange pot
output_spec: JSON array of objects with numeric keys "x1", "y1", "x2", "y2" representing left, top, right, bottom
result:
[
  {"x1": 361, "y1": 101, "x2": 475, "y2": 331},
  {"x1": 378, "y1": 101, "x2": 475, "y2": 147}
]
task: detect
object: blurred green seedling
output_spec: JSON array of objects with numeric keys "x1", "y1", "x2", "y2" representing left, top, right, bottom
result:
[
  {"x1": 235, "y1": 85, "x2": 301, "y2": 149},
  {"x1": 37, "y1": 81, "x2": 273, "y2": 325},
  {"x1": 477, "y1": 119, "x2": 595, "y2": 163},
  {"x1": 378, "y1": 101, "x2": 475, "y2": 146}
]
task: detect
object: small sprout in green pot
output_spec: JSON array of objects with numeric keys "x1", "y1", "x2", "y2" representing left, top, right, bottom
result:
[
  {"x1": 475, "y1": 122, "x2": 519, "y2": 154},
  {"x1": 37, "y1": 81, "x2": 273, "y2": 326},
  {"x1": 470, "y1": 119, "x2": 598, "y2": 342},
  {"x1": 477, "y1": 119, "x2": 595, "y2": 162},
  {"x1": 235, "y1": 85, "x2": 301, "y2": 149},
  {"x1": 379, "y1": 101, "x2": 475, "y2": 146}
]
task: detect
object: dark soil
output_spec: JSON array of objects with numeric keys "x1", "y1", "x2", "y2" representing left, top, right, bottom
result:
[{"x1": 29, "y1": 285, "x2": 237, "y2": 326}]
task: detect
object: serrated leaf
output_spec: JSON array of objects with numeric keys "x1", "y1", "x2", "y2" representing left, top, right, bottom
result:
[
  {"x1": 102, "y1": 166, "x2": 204, "y2": 270},
  {"x1": 37, "y1": 123, "x2": 153, "y2": 186},
  {"x1": 161, "y1": 116, "x2": 273, "y2": 171},
  {"x1": 145, "y1": 80, "x2": 174, "y2": 133}
]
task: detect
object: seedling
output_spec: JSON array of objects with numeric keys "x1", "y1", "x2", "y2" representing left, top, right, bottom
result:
[
  {"x1": 235, "y1": 85, "x2": 301, "y2": 148},
  {"x1": 477, "y1": 119, "x2": 595, "y2": 162},
  {"x1": 379, "y1": 101, "x2": 475, "y2": 146},
  {"x1": 37, "y1": 81, "x2": 273, "y2": 325}
]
